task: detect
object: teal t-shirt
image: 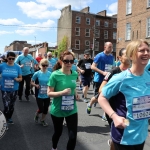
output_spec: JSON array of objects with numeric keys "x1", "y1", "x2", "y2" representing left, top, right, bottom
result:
[
  {"x1": 47, "y1": 58, "x2": 56, "y2": 72},
  {"x1": 32, "y1": 70, "x2": 51, "y2": 98},
  {"x1": 47, "y1": 69, "x2": 78, "y2": 117}
]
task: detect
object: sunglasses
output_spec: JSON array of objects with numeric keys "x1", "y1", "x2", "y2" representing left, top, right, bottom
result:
[
  {"x1": 42, "y1": 64, "x2": 48, "y2": 67},
  {"x1": 48, "y1": 55, "x2": 52, "y2": 57},
  {"x1": 63, "y1": 59, "x2": 74, "y2": 64},
  {"x1": 8, "y1": 58, "x2": 15, "y2": 60}
]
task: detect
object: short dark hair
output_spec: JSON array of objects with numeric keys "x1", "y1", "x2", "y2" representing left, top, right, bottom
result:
[
  {"x1": 119, "y1": 48, "x2": 125, "y2": 57},
  {"x1": 7, "y1": 52, "x2": 16, "y2": 58}
]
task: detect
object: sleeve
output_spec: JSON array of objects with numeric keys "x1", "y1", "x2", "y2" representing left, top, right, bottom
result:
[
  {"x1": 34, "y1": 59, "x2": 38, "y2": 65},
  {"x1": 31, "y1": 72, "x2": 38, "y2": 81},
  {"x1": 102, "y1": 74, "x2": 122, "y2": 100},
  {"x1": 94, "y1": 54, "x2": 101, "y2": 64},
  {"x1": 18, "y1": 66, "x2": 22, "y2": 76},
  {"x1": 47, "y1": 73, "x2": 56, "y2": 88}
]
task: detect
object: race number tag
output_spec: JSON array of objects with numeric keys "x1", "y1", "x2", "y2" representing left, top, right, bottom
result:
[
  {"x1": 85, "y1": 63, "x2": 91, "y2": 69},
  {"x1": 61, "y1": 95, "x2": 74, "y2": 111},
  {"x1": 39, "y1": 85, "x2": 47, "y2": 94},
  {"x1": 0, "y1": 111, "x2": 7, "y2": 139},
  {"x1": 48, "y1": 64, "x2": 53, "y2": 69},
  {"x1": 132, "y1": 95, "x2": 150, "y2": 120},
  {"x1": 25, "y1": 62, "x2": 31, "y2": 67},
  {"x1": 105, "y1": 64, "x2": 112, "y2": 72},
  {"x1": 4, "y1": 80, "x2": 14, "y2": 88}
]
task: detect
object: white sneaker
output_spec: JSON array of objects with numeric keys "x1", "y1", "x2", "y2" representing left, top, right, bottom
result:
[{"x1": 51, "y1": 148, "x2": 57, "y2": 150}]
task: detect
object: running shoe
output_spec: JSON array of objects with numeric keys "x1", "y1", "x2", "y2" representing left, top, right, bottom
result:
[
  {"x1": 51, "y1": 148, "x2": 57, "y2": 150},
  {"x1": 7, "y1": 118, "x2": 14, "y2": 124},
  {"x1": 107, "y1": 139, "x2": 111, "y2": 147},
  {"x1": 34, "y1": 113, "x2": 39, "y2": 123},
  {"x1": 25, "y1": 95, "x2": 30, "y2": 101},
  {"x1": 102, "y1": 116, "x2": 107, "y2": 122},
  {"x1": 86, "y1": 103, "x2": 92, "y2": 114},
  {"x1": 41, "y1": 120, "x2": 48, "y2": 127},
  {"x1": 83, "y1": 98, "x2": 88, "y2": 103}
]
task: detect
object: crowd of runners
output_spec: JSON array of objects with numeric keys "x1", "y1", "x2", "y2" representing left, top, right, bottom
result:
[{"x1": 0, "y1": 40, "x2": 150, "y2": 150}]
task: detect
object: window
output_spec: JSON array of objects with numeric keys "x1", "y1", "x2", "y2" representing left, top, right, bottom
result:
[
  {"x1": 75, "y1": 27, "x2": 80, "y2": 36},
  {"x1": 96, "y1": 20, "x2": 100, "y2": 26},
  {"x1": 126, "y1": 0, "x2": 132, "y2": 15},
  {"x1": 95, "y1": 29, "x2": 100, "y2": 38},
  {"x1": 147, "y1": 18, "x2": 150, "y2": 37},
  {"x1": 104, "y1": 21, "x2": 109, "y2": 27},
  {"x1": 94, "y1": 41, "x2": 99, "y2": 51},
  {"x1": 104, "y1": 30, "x2": 108, "y2": 39},
  {"x1": 113, "y1": 32, "x2": 116, "y2": 39},
  {"x1": 113, "y1": 23, "x2": 117, "y2": 28},
  {"x1": 126, "y1": 23, "x2": 131, "y2": 40},
  {"x1": 75, "y1": 40, "x2": 80, "y2": 50},
  {"x1": 113, "y1": 43, "x2": 116, "y2": 52},
  {"x1": 76, "y1": 16, "x2": 81, "y2": 24},
  {"x1": 85, "y1": 40, "x2": 90, "y2": 49},
  {"x1": 147, "y1": 0, "x2": 150, "y2": 7},
  {"x1": 85, "y1": 29, "x2": 90, "y2": 37},
  {"x1": 86, "y1": 18, "x2": 90, "y2": 25}
]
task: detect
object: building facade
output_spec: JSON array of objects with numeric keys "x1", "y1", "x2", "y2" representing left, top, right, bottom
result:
[
  {"x1": 117, "y1": 0, "x2": 150, "y2": 56},
  {"x1": 57, "y1": 5, "x2": 117, "y2": 59}
]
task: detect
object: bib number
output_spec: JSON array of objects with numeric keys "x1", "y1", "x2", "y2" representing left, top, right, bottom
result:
[
  {"x1": 105, "y1": 64, "x2": 112, "y2": 72},
  {"x1": 39, "y1": 85, "x2": 47, "y2": 94},
  {"x1": 4, "y1": 80, "x2": 14, "y2": 89},
  {"x1": 61, "y1": 95, "x2": 74, "y2": 111},
  {"x1": 85, "y1": 63, "x2": 91, "y2": 69},
  {"x1": 132, "y1": 96, "x2": 150, "y2": 120}
]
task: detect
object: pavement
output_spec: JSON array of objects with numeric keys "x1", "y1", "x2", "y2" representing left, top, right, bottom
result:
[{"x1": 0, "y1": 83, "x2": 150, "y2": 150}]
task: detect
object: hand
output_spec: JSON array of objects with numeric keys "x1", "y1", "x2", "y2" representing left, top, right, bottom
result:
[
  {"x1": 75, "y1": 94, "x2": 80, "y2": 100},
  {"x1": 112, "y1": 114, "x2": 127, "y2": 129},
  {"x1": 102, "y1": 71, "x2": 108, "y2": 76},
  {"x1": 80, "y1": 70, "x2": 85, "y2": 74},
  {"x1": 20, "y1": 64, "x2": 24, "y2": 68},
  {"x1": 14, "y1": 78, "x2": 20, "y2": 82},
  {"x1": 62, "y1": 88, "x2": 71, "y2": 95},
  {"x1": 35, "y1": 84, "x2": 40, "y2": 89}
]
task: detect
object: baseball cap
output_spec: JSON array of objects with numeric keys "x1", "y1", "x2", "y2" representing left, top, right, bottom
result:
[{"x1": 84, "y1": 50, "x2": 90, "y2": 55}]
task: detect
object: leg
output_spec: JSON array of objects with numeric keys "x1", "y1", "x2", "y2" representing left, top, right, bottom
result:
[
  {"x1": 18, "y1": 76, "x2": 25, "y2": 97},
  {"x1": 41, "y1": 98, "x2": 50, "y2": 121},
  {"x1": 51, "y1": 114, "x2": 64, "y2": 149},
  {"x1": 65, "y1": 113, "x2": 78, "y2": 150},
  {"x1": 24, "y1": 74, "x2": 31, "y2": 97}
]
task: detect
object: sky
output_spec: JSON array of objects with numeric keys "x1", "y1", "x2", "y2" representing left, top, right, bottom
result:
[{"x1": 0, "y1": 0, "x2": 118, "y2": 54}]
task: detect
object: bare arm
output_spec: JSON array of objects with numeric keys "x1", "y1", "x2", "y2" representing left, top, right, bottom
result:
[
  {"x1": 31, "y1": 80, "x2": 40, "y2": 89},
  {"x1": 14, "y1": 75, "x2": 22, "y2": 82}
]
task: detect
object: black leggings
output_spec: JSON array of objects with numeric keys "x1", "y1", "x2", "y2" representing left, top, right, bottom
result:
[
  {"x1": 51, "y1": 113, "x2": 78, "y2": 150},
  {"x1": 113, "y1": 141, "x2": 145, "y2": 150},
  {"x1": 36, "y1": 98, "x2": 50, "y2": 114}
]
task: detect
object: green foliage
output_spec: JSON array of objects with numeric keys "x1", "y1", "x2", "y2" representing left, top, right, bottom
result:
[{"x1": 57, "y1": 36, "x2": 68, "y2": 57}]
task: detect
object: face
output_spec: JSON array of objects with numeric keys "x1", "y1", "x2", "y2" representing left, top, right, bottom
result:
[
  {"x1": 7, "y1": 56, "x2": 15, "y2": 64},
  {"x1": 41, "y1": 63, "x2": 48, "y2": 69},
  {"x1": 119, "y1": 50, "x2": 130, "y2": 65},
  {"x1": 62, "y1": 54, "x2": 74, "y2": 69},
  {"x1": 48, "y1": 55, "x2": 52, "y2": 59},
  {"x1": 133, "y1": 42, "x2": 150, "y2": 66},
  {"x1": 38, "y1": 53, "x2": 42, "y2": 57},
  {"x1": 23, "y1": 48, "x2": 29, "y2": 55},
  {"x1": 84, "y1": 54, "x2": 90, "y2": 59},
  {"x1": 104, "y1": 43, "x2": 113, "y2": 54}
]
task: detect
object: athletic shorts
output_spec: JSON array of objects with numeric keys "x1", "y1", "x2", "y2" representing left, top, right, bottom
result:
[
  {"x1": 93, "y1": 82, "x2": 102, "y2": 96},
  {"x1": 80, "y1": 75, "x2": 91, "y2": 87}
]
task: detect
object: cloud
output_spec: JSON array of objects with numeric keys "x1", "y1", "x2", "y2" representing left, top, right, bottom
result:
[
  {"x1": 0, "y1": 31, "x2": 14, "y2": 35},
  {"x1": 17, "y1": 1, "x2": 61, "y2": 19},
  {"x1": 0, "y1": 18, "x2": 24, "y2": 25},
  {"x1": 15, "y1": 29, "x2": 35, "y2": 36},
  {"x1": 36, "y1": 0, "x2": 93, "y2": 9},
  {"x1": 48, "y1": 41, "x2": 57, "y2": 46},
  {"x1": 107, "y1": 2, "x2": 118, "y2": 16}
]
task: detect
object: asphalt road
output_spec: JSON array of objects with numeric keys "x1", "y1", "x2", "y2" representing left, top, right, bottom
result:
[{"x1": 0, "y1": 83, "x2": 150, "y2": 150}]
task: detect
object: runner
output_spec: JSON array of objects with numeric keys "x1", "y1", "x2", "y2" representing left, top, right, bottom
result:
[
  {"x1": 15, "y1": 47, "x2": 34, "y2": 101},
  {"x1": 77, "y1": 50, "x2": 93, "y2": 103},
  {"x1": 47, "y1": 50, "x2": 79, "y2": 150},
  {"x1": 98, "y1": 40, "x2": 150, "y2": 150},
  {"x1": 0, "y1": 52, "x2": 22, "y2": 125},
  {"x1": 31, "y1": 59, "x2": 51, "y2": 126},
  {"x1": 47, "y1": 52, "x2": 57, "y2": 72}
]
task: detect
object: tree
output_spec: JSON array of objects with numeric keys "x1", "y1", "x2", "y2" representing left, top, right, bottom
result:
[{"x1": 57, "y1": 36, "x2": 68, "y2": 57}]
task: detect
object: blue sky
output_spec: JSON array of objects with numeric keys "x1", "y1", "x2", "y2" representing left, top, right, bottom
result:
[{"x1": 0, "y1": 0, "x2": 118, "y2": 54}]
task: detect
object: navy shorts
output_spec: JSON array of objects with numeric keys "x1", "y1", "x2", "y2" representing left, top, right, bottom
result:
[{"x1": 80, "y1": 75, "x2": 91, "y2": 87}]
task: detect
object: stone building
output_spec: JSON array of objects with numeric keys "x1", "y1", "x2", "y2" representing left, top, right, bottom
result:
[
  {"x1": 117, "y1": 0, "x2": 150, "y2": 56},
  {"x1": 57, "y1": 5, "x2": 117, "y2": 59}
]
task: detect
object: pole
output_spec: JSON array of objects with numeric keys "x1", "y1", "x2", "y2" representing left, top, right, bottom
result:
[{"x1": 92, "y1": 25, "x2": 95, "y2": 58}]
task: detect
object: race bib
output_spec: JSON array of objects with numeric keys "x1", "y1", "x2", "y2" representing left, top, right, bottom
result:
[
  {"x1": 132, "y1": 95, "x2": 150, "y2": 120},
  {"x1": 85, "y1": 63, "x2": 91, "y2": 69},
  {"x1": 105, "y1": 64, "x2": 112, "y2": 72},
  {"x1": 61, "y1": 95, "x2": 74, "y2": 111},
  {"x1": 48, "y1": 64, "x2": 53, "y2": 69},
  {"x1": 25, "y1": 62, "x2": 31, "y2": 67},
  {"x1": 39, "y1": 85, "x2": 47, "y2": 94},
  {"x1": 0, "y1": 111, "x2": 7, "y2": 139},
  {"x1": 4, "y1": 80, "x2": 14, "y2": 89}
]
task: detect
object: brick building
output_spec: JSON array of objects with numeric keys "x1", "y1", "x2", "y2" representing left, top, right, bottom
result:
[
  {"x1": 57, "y1": 5, "x2": 117, "y2": 59},
  {"x1": 117, "y1": 0, "x2": 150, "y2": 56}
]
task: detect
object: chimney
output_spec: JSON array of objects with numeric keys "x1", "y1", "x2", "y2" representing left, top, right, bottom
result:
[
  {"x1": 80, "y1": 6, "x2": 90, "y2": 13},
  {"x1": 97, "y1": 10, "x2": 106, "y2": 17}
]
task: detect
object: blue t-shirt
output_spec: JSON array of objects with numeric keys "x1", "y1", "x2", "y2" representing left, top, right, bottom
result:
[
  {"x1": 47, "y1": 58, "x2": 56, "y2": 72},
  {"x1": 0, "y1": 63, "x2": 22, "y2": 91},
  {"x1": 74, "y1": 59, "x2": 78, "y2": 65},
  {"x1": 116, "y1": 61, "x2": 121, "y2": 67},
  {"x1": 93, "y1": 52, "x2": 114, "y2": 83},
  {"x1": 71, "y1": 64, "x2": 77, "y2": 71},
  {"x1": 31, "y1": 59, "x2": 38, "y2": 74},
  {"x1": 15, "y1": 54, "x2": 34, "y2": 76},
  {"x1": 32, "y1": 70, "x2": 51, "y2": 98},
  {"x1": 102, "y1": 69, "x2": 150, "y2": 145}
]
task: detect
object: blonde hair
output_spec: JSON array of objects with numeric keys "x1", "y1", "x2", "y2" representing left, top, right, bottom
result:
[
  {"x1": 126, "y1": 39, "x2": 149, "y2": 61},
  {"x1": 39, "y1": 59, "x2": 49, "y2": 68}
]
